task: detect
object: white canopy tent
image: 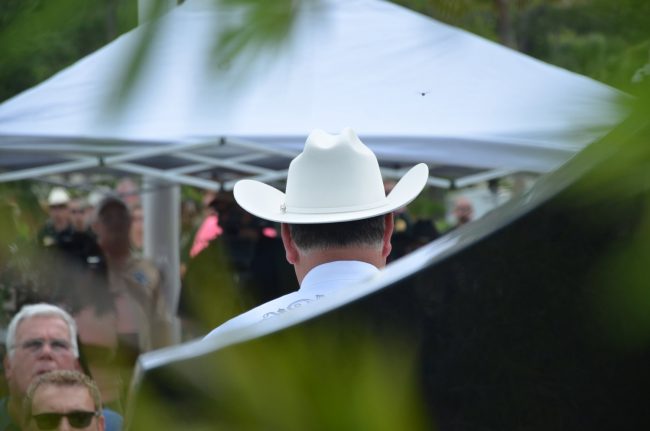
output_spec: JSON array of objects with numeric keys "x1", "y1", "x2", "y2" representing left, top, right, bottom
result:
[
  {"x1": 0, "y1": 0, "x2": 627, "y2": 318},
  {"x1": 0, "y1": 0, "x2": 625, "y2": 186}
]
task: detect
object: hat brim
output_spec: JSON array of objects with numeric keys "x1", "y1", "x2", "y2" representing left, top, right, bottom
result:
[
  {"x1": 48, "y1": 199, "x2": 70, "y2": 206},
  {"x1": 234, "y1": 163, "x2": 429, "y2": 224}
]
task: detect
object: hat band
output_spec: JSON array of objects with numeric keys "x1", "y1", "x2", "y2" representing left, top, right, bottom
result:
[{"x1": 284, "y1": 198, "x2": 387, "y2": 215}]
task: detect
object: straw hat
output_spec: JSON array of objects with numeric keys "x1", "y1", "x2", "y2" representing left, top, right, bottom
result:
[
  {"x1": 47, "y1": 187, "x2": 71, "y2": 206},
  {"x1": 234, "y1": 128, "x2": 428, "y2": 224}
]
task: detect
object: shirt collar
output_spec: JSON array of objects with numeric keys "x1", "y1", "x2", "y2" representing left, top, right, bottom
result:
[{"x1": 300, "y1": 260, "x2": 379, "y2": 293}]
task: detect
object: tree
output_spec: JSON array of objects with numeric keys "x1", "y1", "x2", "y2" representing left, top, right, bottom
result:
[{"x1": 0, "y1": 0, "x2": 137, "y2": 101}]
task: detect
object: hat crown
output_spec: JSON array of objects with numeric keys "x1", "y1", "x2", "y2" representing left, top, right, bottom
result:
[
  {"x1": 285, "y1": 128, "x2": 386, "y2": 214},
  {"x1": 47, "y1": 187, "x2": 70, "y2": 206}
]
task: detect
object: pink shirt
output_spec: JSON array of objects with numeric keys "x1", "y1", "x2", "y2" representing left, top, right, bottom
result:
[{"x1": 190, "y1": 214, "x2": 223, "y2": 258}]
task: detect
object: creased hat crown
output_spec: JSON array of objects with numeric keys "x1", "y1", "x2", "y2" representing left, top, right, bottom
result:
[{"x1": 284, "y1": 128, "x2": 386, "y2": 214}]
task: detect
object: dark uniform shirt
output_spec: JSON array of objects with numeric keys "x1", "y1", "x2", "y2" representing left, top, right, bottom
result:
[{"x1": 38, "y1": 223, "x2": 105, "y2": 275}]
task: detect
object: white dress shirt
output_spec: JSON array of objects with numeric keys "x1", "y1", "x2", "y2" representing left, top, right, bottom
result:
[{"x1": 204, "y1": 260, "x2": 379, "y2": 341}]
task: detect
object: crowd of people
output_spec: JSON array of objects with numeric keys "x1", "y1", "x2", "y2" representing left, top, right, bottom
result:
[
  {"x1": 1, "y1": 132, "x2": 478, "y2": 429},
  {"x1": 1, "y1": 304, "x2": 119, "y2": 431},
  {"x1": 2, "y1": 182, "x2": 172, "y2": 429}
]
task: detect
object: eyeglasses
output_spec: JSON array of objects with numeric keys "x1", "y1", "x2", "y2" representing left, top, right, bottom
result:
[
  {"x1": 31, "y1": 411, "x2": 100, "y2": 430},
  {"x1": 14, "y1": 338, "x2": 72, "y2": 355}
]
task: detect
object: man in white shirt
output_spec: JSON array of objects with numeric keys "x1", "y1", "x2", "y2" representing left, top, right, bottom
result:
[{"x1": 205, "y1": 127, "x2": 428, "y2": 339}]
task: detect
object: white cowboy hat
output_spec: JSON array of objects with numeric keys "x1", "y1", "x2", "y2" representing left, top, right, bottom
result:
[
  {"x1": 234, "y1": 128, "x2": 429, "y2": 224},
  {"x1": 47, "y1": 187, "x2": 71, "y2": 206}
]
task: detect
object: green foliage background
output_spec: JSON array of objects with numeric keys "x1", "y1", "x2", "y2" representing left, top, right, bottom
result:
[
  {"x1": 394, "y1": 0, "x2": 650, "y2": 92},
  {"x1": 0, "y1": 0, "x2": 137, "y2": 101}
]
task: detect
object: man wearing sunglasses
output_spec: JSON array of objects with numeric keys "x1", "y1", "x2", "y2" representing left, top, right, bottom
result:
[
  {"x1": 22, "y1": 370, "x2": 104, "y2": 431},
  {"x1": 1, "y1": 304, "x2": 122, "y2": 431}
]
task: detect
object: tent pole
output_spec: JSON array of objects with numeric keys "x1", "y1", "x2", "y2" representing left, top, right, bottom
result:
[
  {"x1": 139, "y1": 0, "x2": 182, "y2": 344},
  {"x1": 175, "y1": 152, "x2": 277, "y2": 175},
  {"x1": 143, "y1": 177, "x2": 181, "y2": 340},
  {"x1": 455, "y1": 169, "x2": 515, "y2": 188}
]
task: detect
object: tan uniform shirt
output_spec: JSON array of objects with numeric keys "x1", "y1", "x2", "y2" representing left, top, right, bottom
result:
[{"x1": 109, "y1": 257, "x2": 172, "y2": 352}]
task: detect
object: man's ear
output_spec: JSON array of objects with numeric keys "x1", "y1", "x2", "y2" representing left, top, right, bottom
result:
[
  {"x1": 280, "y1": 224, "x2": 299, "y2": 264},
  {"x1": 97, "y1": 414, "x2": 106, "y2": 431},
  {"x1": 381, "y1": 212, "x2": 394, "y2": 259}
]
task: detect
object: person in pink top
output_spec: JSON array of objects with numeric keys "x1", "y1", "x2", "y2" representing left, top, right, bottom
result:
[{"x1": 189, "y1": 191, "x2": 223, "y2": 258}]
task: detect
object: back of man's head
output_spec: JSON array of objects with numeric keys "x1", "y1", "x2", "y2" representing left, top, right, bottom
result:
[{"x1": 289, "y1": 216, "x2": 386, "y2": 253}]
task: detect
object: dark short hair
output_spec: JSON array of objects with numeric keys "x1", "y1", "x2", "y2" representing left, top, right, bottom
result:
[
  {"x1": 95, "y1": 195, "x2": 131, "y2": 237},
  {"x1": 289, "y1": 215, "x2": 385, "y2": 251}
]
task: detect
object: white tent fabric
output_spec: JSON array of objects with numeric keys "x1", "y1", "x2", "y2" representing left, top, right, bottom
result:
[{"x1": 0, "y1": 0, "x2": 626, "y2": 183}]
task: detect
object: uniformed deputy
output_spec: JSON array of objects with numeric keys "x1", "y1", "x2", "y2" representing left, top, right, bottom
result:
[{"x1": 37, "y1": 187, "x2": 104, "y2": 274}]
